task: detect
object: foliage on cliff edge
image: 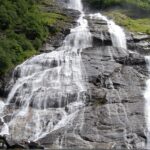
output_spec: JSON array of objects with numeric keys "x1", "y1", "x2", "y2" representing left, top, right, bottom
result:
[{"x1": 0, "y1": 0, "x2": 68, "y2": 75}]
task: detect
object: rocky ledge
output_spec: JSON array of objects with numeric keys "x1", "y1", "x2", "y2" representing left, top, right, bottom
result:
[
  {"x1": 127, "y1": 33, "x2": 150, "y2": 55},
  {"x1": 86, "y1": 16, "x2": 112, "y2": 47}
]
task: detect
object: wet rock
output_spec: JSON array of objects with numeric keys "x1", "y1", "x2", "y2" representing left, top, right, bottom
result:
[
  {"x1": 29, "y1": 92, "x2": 79, "y2": 109},
  {"x1": 0, "y1": 135, "x2": 25, "y2": 149},
  {"x1": 0, "y1": 71, "x2": 12, "y2": 98},
  {"x1": 0, "y1": 135, "x2": 44, "y2": 149},
  {"x1": 79, "y1": 44, "x2": 147, "y2": 148},
  {"x1": 127, "y1": 33, "x2": 150, "y2": 55},
  {"x1": 0, "y1": 1, "x2": 149, "y2": 149},
  {"x1": 10, "y1": 143, "x2": 26, "y2": 149},
  {"x1": 39, "y1": 8, "x2": 80, "y2": 52},
  {"x1": 40, "y1": 43, "x2": 55, "y2": 53},
  {"x1": 3, "y1": 115, "x2": 12, "y2": 123},
  {"x1": 114, "y1": 52, "x2": 146, "y2": 65},
  {"x1": 87, "y1": 16, "x2": 112, "y2": 46},
  {"x1": 0, "y1": 119, "x2": 4, "y2": 126},
  {"x1": 27, "y1": 141, "x2": 44, "y2": 149},
  {"x1": 2, "y1": 23, "x2": 148, "y2": 150}
]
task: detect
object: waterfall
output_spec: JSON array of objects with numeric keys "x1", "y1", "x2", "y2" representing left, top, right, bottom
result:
[
  {"x1": 0, "y1": 0, "x2": 129, "y2": 147},
  {"x1": 90, "y1": 13, "x2": 127, "y2": 49},
  {"x1": 0, "y1": 0, "x2": 92, "y2": 143},
  {"x1": 68, "y1": 0, "x2": 83, "y2": 12},
  {"x1": 144, "y1": 56, "x2": 150, "y2": 148}
]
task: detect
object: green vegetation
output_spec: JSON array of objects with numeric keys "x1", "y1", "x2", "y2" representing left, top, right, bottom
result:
[
  {"x1": 83, "y1": 0, "x2": 150, "y2": 34},
  {"x1": 105, "y1": 11, "x2": 150, "y2": 34},
  {"x1": 0, "y1": 0, "x2": 69, "y2": 75}
]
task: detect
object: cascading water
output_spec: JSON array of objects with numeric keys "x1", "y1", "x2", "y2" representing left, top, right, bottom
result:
[
  {"x1": 0, "y1": 0, "x2": 130, "y2": 148},
  {"x1": 0, "y1": 0, "x2": 92, "y2": 143},
  {"x1": 90, "y1": 13, "x2": 127, "y2": 49},
  {"x1": 144, "y1": 56, "x2": 150, "y2": 148}
]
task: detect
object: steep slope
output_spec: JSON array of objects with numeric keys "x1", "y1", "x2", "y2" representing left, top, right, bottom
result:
[
  {"x1": 0, "y1": 0, "x2": 149, "y2": 149},
  {"x1": 0, "y1": 0, "x2": 79, "y2": 98}
]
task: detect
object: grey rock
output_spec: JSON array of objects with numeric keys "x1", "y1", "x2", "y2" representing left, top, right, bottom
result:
[
  {"x1": 1, "y1": 1, "x2": 149, "y2": 149},
  {"x1": 127, "y1": 33, "x2": 150, "y2": 55},
  {"x1": 80, "y1": 45, "x2": 147, "y2": 148},
  {"x1": 38, "y1": 44, "x2": 147, "y2": 149},
  {"x1": 0, "y1": 118, "x2": 4, "y2": 126},
  {"x1": 132, "y1": 34, "x2": 150, "y2": 42},
  {"x1": 27, "y1": 141, "x2": 44, "y2": 149},
  {"x1": 3, "y1": 115, "x2": 12, "y2": 123},
  {"x1": 87, "y1": 17, "x2": 112, "y2": 47}
]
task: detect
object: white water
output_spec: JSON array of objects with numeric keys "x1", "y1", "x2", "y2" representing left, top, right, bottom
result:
[
  {"x1": 0, "y1": 0, "x2": 92, "y2": 143},
  {"x1": 0, "y1": 0, "x2": 128, "y2": 147},
  {"x1": 144, "y1": 56, "x2": 150, "y2": 148},
  {"x1": 90, "y1": 13, "x2": 127, "y2": 49}
]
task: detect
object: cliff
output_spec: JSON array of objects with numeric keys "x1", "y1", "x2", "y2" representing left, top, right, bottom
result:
[{"x1": 0, "y1": 0, "x2": 150, "y2": 149}]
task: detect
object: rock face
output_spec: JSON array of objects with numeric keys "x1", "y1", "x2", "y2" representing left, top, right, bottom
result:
[
  {"x1": 81, "y1": 46, "x2": 147, "y2": 149},
  {"x1": 87, "y1": 16, "x2": 112, "y2": 47},
  {"x1": 38, "y1": 47, "x2": 147, "y2": 149},
  {"x1": 127, "y1": 33, "x2": 150, "y2": 55},
  {"x1": 38, "y1": 17, "x2": 148, "y2": 149},
  {"x1": 0, "y1": 1, "x2": 149, "y2": 149}
]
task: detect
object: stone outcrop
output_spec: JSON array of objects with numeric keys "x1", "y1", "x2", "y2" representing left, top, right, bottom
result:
[
  {"x1": 127, "y1": 33, "x2": 150, "y2": 55},
  {"x1": 87, "y1": 16, "x2": 112, "y2": 46}
]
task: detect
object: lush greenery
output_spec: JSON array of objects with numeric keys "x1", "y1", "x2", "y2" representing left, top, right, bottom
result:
[{"x1": 0, "y1": 0, "x2": 69, "y2": 75}]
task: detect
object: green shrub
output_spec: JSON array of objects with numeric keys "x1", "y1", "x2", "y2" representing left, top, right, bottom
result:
[
  {"x1": 0, "y1": 47, "x2": 12, "y2": 75},
  {"x1": 0, "y1": 0, "x2": 57, "y2": 76},
  {"x1": 0, "y1": 0, "x2": 68, "y2": 75}
]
